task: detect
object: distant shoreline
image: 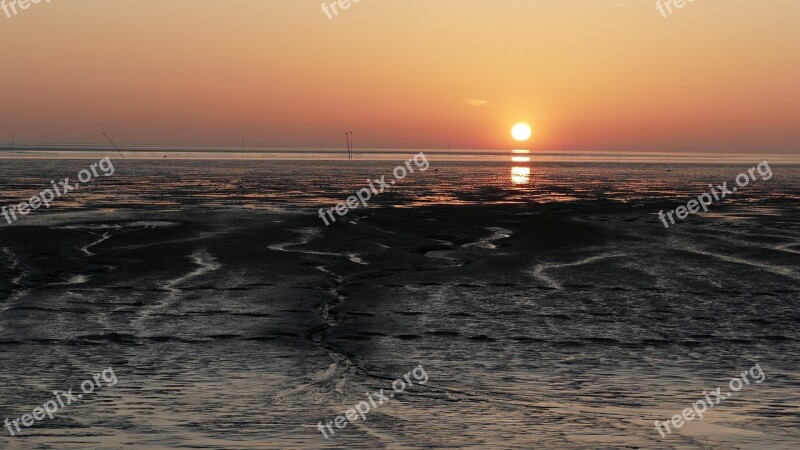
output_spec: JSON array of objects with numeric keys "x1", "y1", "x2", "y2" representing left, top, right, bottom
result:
[{"x1": 2, "y1": 149, "x2": 799, "y2": 164}]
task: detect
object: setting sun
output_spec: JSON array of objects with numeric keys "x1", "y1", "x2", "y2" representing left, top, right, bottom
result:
[{"x1": 511, "y1": 123, "x2": 532, "y2": 142}]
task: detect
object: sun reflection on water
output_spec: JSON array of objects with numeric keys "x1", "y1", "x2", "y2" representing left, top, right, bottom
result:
[
  {"x1": 511, "y1": 166, "x2": 531, "y2": 185},
  {"x1": 511, "y1": 150, "x2": 532, "y2": 185}
]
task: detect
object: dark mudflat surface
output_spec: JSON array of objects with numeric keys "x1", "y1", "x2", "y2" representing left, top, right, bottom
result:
[{"x1": 1, "y1": 160, "x2": 798, "y2": 448}]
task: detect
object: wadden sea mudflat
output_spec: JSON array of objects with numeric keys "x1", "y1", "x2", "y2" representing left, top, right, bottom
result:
[
  {"x1": 4, "y1": 1, "x2": 800, "y2": 447},
  {"x1": 1, "y1": 159, "x2": 798, "y2": 448}
]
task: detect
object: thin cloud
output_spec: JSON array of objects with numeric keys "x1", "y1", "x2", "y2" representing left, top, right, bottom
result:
[{"x1": 463, "y1": 97, "x2": 491, "y2": 107}]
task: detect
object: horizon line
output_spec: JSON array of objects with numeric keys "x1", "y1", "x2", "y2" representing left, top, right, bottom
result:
[{"x1": 1, "y1": 143, "x2": 798, "y2": 156}]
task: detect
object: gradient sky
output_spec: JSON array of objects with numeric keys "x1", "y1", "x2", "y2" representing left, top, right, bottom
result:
[{"x1": 1, "y1": 0, "x2": 798, "y2": 152}]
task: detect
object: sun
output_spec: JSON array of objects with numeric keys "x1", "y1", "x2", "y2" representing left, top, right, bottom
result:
[{"x1": 511, "y1": 123, "x2": 532, "y2": 142}]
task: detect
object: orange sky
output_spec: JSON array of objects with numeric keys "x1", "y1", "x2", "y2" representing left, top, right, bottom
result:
[{"x1": 1, "y1": 0, "x2": 798, "y2": 152}]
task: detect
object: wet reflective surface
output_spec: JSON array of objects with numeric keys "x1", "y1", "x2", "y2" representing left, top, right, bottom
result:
[{"x1": 1, "y1": 159, "x2": 799, "y2": 449}]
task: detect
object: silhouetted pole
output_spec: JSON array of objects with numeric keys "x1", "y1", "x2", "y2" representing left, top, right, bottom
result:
[{"x1": 102, "y1": 132, "x2": 125, "y2": 159}]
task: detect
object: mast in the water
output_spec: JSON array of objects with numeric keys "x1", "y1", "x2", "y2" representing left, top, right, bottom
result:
[{"x1": 102, "y1": 132, "x2": 125, "y2": 159}]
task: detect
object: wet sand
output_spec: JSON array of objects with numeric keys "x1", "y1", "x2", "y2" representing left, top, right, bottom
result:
[{"x1": 1, "y1": 160, "x2": 799, "y2": 449}]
